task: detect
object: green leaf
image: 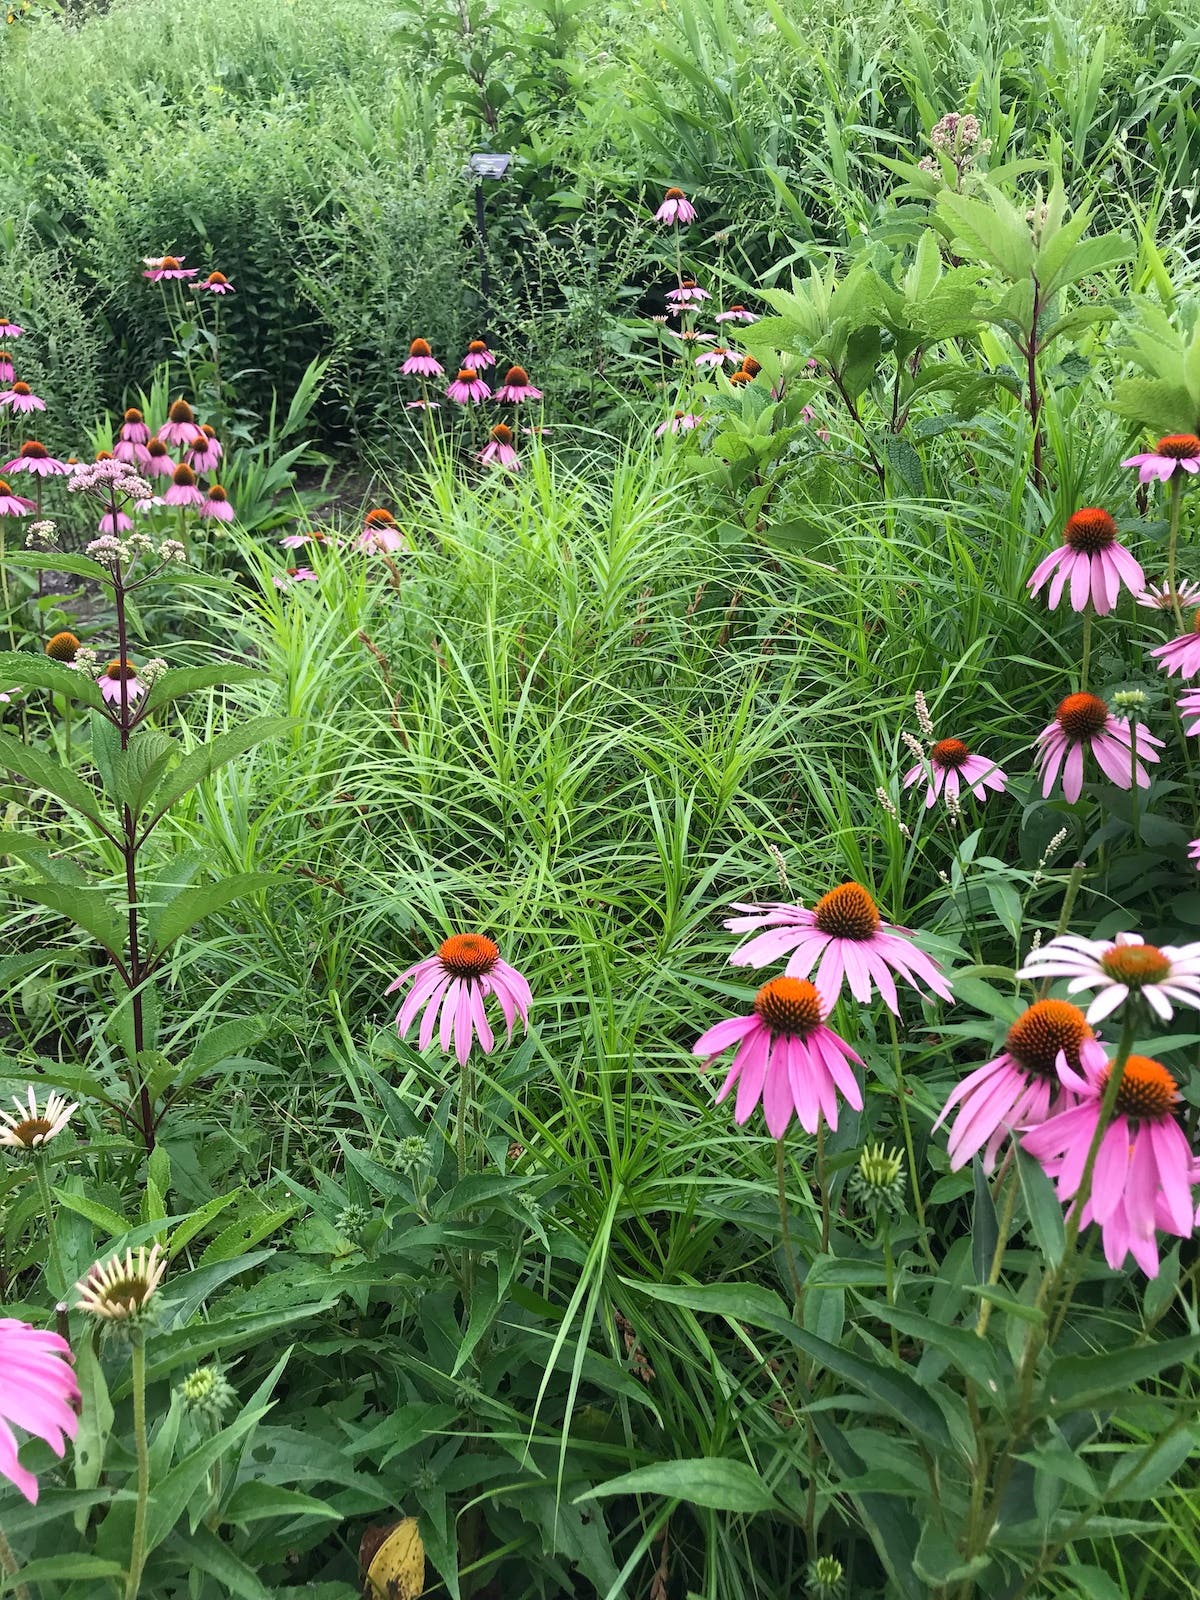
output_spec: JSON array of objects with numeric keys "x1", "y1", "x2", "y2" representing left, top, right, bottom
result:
[
  {"x1": 51, "y1": 1187, "x2": 130, "y2": 1237},
  {"x1": 1047, "y1": 1334, "x2": 1200, "y2": 1409},
  {"x1": 939, "y1": 187, "x2": 1035, "y2": 282},
  {"x1": 879, "y1": 434, "x2": 924, "y2": 497},
  {"x1": 0, "y1": 650, "x2": 105, "y2": 710},
  {"x1": 196, "y1": 1206, "x2": 294, "y2": 1266},
  {"x1": 867, "y1": 1304, "x2": 1001, "y2": 1391},
  {"x1": 578, "y1": 1458, "x2": 775, "y2": 1513},
  {"x1": 71, "y1": 1335, "x2": 114, "y2": 1505},
  {"x1": 2, "y1": 549, "x2": 111, "y2": 584},
  {"x1": 149, "y1": 716, "x2": 292, "y2": 820},
  {"x1": 783, "y1": 1325, "x2": 953, "y2": 1448},
  {"x1": 971, "y1": 1162, "x2": 999, "y2": 1284},
  {"x1": 170, "y1": 1526, "x2": 275, "y2": 1600},
  {"x1": 145, "y1": 872, "x2": 274, "y2": 957},
  {"x1": 1016, "y1": 1147, "x2": 1065, "y2": 1266},
  {"x1": 143, "y1": 663, "x2": 268, "y2": 710},
  {"x1": 0, "y1": 1554, "x2": 124, "y2": 1590},
  {"x1": 168, "y1": 1188, "x2": 244, "y2": 1257},
  {"x1": 223, "y1": 1480, "x2": 345, "y2": 1525},
  {"x1": 144, "y1": 1406, "x2": 271, "y2": 1556},
  {"x1": 110, "y1": 728, "x2": 178, "y2": 816},
  {"x1": 0, "y1": 727, "x2": 108, "y2": 828},
  {"x1": 11, "y1": 881, "x2": 125, "y2": 957},
  {"x1": 912, "y1": 1521, "x2": 990, "y2": 1585}
]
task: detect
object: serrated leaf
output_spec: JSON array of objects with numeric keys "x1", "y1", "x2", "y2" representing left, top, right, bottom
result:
[
  {"x1": 50, "y1": 1187, "x2": 130, "y2": 1236},
  {"x1": 110, "y1": 728, "x2": 178, "y2": 815},
  {"x1": 145, "y1": 871, "x2": 273, "y2": 957},
  {"x1": 11, "y1": 880, "x2": 125, "y2": 957},
  {"x1": 197, "y1": 1206, "x2": 294, "y2": 1266},
  {"x1": 142, "y1": 663, "x2": 267, "y2": 710},
  {"x1": 578, "y1": 1457, "x2": 775, "y2": 1513},
  {"x1": 167, "y1": 1189, "x2": 244, "y2": 1257},
  {"x1": 0, "y1": 727, "x2": 109, "y2": 828},
  {"x1": 0, "y1": 650, "x2": 105, "y2": 710},
  {"x1": 147, "y1": 716, "x2": 292, "y2": 821},
  {"x1": 3, "y1": 550, "x2": 111, "y2": 584}
]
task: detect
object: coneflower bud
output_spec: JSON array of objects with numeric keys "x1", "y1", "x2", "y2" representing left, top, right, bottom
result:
[
  {"x1": 178, "y1": 1365, "x2": 236, "y2": 1424},
  {"x1": 847, "y1": 1144, "x2": 906, "y2": 1222},
  {"x1": 804, "y1": 1556, "x2": 845, "y2": 1600}
]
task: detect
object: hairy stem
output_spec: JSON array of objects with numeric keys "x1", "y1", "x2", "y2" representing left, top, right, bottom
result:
[{"x1": 124, "y1": 1340, "x2": 150, "y2": 1600}]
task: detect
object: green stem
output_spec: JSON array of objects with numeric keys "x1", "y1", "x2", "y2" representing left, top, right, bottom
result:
[
  {"x1": 885, "y1": 1008, "x2": 936, "y2": 1270},
  {"x1": 817, "y1": 1120, "x2": 830, "y2": 1254},
  {"x1": 125, "y1": 1341, "x2": 150, "y2": 1600},
  {"x1": 0, "y1": 520, "x2": 13, "y2": 652},
  {"x1": 0, "y1": 1524, "x2": 31, "y2": 1600},
  {"x1": 1079, "y1": 611, "x2": 1092, "y2": 693},
  {"x1": 1166, "y1": 474, "x2": 1185, "y2": 635},
  {"x1": 33, "y1": 1159, "x2": 66, "y2": 1300},
  {"x1": 775, "y1": 1137, "x2": 806, "y2": 1316},
  {"x1": 1130, "y1": 717, "x2": 1141, "y2": 848},
  {"x1": 974, "y1": 1161, "x2": 1019, "y2": 1339},
  {"x1": 881, "y1": 1217, "x2": 899, "y2": 1359}
]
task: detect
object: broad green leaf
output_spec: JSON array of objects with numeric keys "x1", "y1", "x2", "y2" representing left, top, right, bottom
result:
[
  {"x1": 1016, "y1": 1147, "x2": 1065, "y2": 1265},
  {"x1": 222, "y1": 1480, "x2": 343, "y2": 1525},
  {"x1": 578, "y1": 1457, "x2": 775, "y2": 1513},
  {"x1": 913, "y1": 1521, "x2": 990, "y2": 1585},
  {"x1": 51, "y1": 1187, "x2": 130, "y2": 1236},
  {"x1": 867, "y1": 1303, "x2": 1001, "y2": 1391},
  {"x1": 196, "y1": 1206, "x2": 294, "y2": 1266},
  {"x1": 12, "y1": 881, "x2": 125, "y2": 957},
  {"x1": 1046, "y1": 1334, "x2": 1200, "y2": 1408},
  {"x1": 168, "y1": 1188, "x2": 244, "y2": 1256},
  {"x1": 0, "y1": 830, "x2": 52, "y2": 858},
  {"x1": 939, "y1": 187, "x2": 1035, "y2": 282},
  {"x1": 148, "y1": 716, "x2": 292, "y2": 821},
  {"x1": 0, "y1": 727, "x2": 108, "y2": 828},
  {"x1": 783, "y1": 1325, "x2": 953, "y2": 1448},
  {"x1": 1109, "y1": 376, "x2": 1198, "y2": 436},
  {"x1": 0, "y1": 1554, "x2": 124, "y2": 1589},
  {"x1": 169, "y1": 1526, "x2": 274, "y2": 1600},
  {"x1": 145, "y1": 871, "x2": 274, "y2": 957},
  {"x1": 2, "y1": 549, "x2": 111, "y2": 584},
  {"x1": 144, "y1": 1405, "x2": 271, "y2": 1556},
  {"x1": 110, "y1": 728, "x2": 178, "y2": 816},
  {"x1": 0, "y1": 650, "x2": 105, "y2": 710},
  {"x1": 143, "y1": 663, "x2": 268, "y2": 710},
  {"x1": 813, "y1": 1416, "x2": 921, "y2": 1600},
  {"x1": 71, "y1": 1336, "x2": 114, "y2": 1507}
]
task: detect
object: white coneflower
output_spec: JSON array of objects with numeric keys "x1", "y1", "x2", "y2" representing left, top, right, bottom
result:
[
  {"x1": 76, "y1": 1244, "x2": 166, "y2": 1324},
  {"x1": 0, "y1": 1087, "x2": 77, "y2": 1150}
]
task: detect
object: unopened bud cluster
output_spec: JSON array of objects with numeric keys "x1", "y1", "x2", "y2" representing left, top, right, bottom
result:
[
  {"x1": 25, "y1": 519, "x2": 58, "y2": 550},
  {"x1": 847, "y1": 1143, "x2": 907, "y2": 1222},
  {"x1": 178, "y1": 1364, "x2": 236, "y2": 1423}
]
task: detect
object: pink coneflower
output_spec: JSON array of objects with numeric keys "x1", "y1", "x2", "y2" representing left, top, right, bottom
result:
[
  {"x1": 0, "y1": 479, "x2": 35, "y2": 516},
  {"x1": 0, "y1": 381, "x2": 45, "y2": 415},
  {"x1": 143, "y1": 440, "x2": 176, "y2": 480},
  {"x1": 1180, "y1": 688, "x2": 1200, "y2": 736},
  {"x1": 1017, "y1": 931, "x2": 1200, "y2": 1024},
  {"x1": 478, "y1": 422, "x2": 520, "y2": 471},
  {"x1": 0, "y1": 352, "x2": 12, "y2": 385},
  {"x1": 693, "y1": 976, "x2": 863, "y2": 1137},
  {"x1": 1121, "y1": 433, "x2": 1200, "y2": 483},
  {"x1": 654, "y1": 187, "x2": 697, "y2": 225},
  {"x1": 463, "y1": 338, "x2": 496, "y2": 370},
  {"x1": 936, "y1": 999, "x2": 1090, "y2": 1171},
  {"x1": 157, "y1": 399, "x2": 203, "y2": 447},
  {"x1": 120, "y1": 406, "x2": 149, "y2": 443},
  {"x1": 0, "y1": 1319, "x2": 79, "y2": 1504},
  {"x1": 1190, "y1": 840, "x2": 1200, "y2": 870},
  {"x1": 666, "y1": 278, "x2": 711, "y2": 307},
  {"x1": 695, "y1": 346, "x2": 740, "y2": 369},
  {"x1": 98, "y1": 509, "x2": 133, "y2": 535},
  {"x1": 134, "y1": 496, "x2": 166, "y2": 514},
  {"x1": 1150, "y1": 613, "x2": 1200, "y2": 679},
  {"x1": 194, "y1": 270, "x2": 234, "y2": 294},
  {"x1": 3, "y1": 441, "x2": 70, "y2": 477},
  {"x1": 1137, "y1": 578, "x2": 1200, "y2": 611},
  {"x1": 165, "y1": 463, "x2": 204, "y2": 508},
  {"x1": 664, "y1": 329, "x2": 714, "y2": 349},
  {"x1": 199, "y1": 483, "x2": 235, "y2": 522},
  {"x1": 1022, "y1": 1043, "x2": 1199, "y2": 1277},
  {"x1": 726, "y1": 884, "x2": 953, "y2": 1014},
  {"x1": 185, "y1": 433, "x2": 222, "y2": 474},
  {"x1": 142, "y1": 255, "x2": 198, "y2": 282},
  {"x1": 447, "y1": 367, "x2": 491, "y2": 405},
  {"x1": 387, "y1": 932, "x2": 532, "y2": 1067},
  {"x1": 903, "y1": 737, "x2": 1007, "y2": 808},
  {"x1": 113, "y1": 439, "x2": 151, "y2": 468},
  {"x1": 493, "y1": 365, "x2": 542, "y2": 403},
  {"x1": 279, "y1": 528, "x2": 334, "y2": 550},
  {"x1": 273, "y1": 566, "x2": 319, "y2": 588},
  {"x1": 0, "y1": 320, "x2": 23, "y2": 339},
  {"x1": 715, "y1": 304, "x2": 758, "y2": 324},
  {"x1": 655, "y1": 411, "x2": 702, "y2": 436},
  {"x1": 402, "y1": 338, "x2": 443, "y2": 378},
  {"x1": 405, "y1": 399, "x2": 441, "y2": 410},
  {"x1": 357, "y1": 507, "x2": 406, "y2": 553},
  {"x1": 1036, "y1": 693, "x2": 1163, "y2": 801},
  {"x1": 1027, "y1": 508, "x2": 1144, "y2": 615},
  {"x1": 99, "y1": 659, "x2": 145, "y2": 705}
]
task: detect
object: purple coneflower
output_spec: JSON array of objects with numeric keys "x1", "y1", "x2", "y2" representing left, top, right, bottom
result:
[
  {"x1": 0, "y1": 479, "x2": 35, "y2": 516},
  {"x1": 3, "y1": 441, "x2": 70, "y2": 477},
  {"x1": 1179, "y1": 688, "x2": 1200, "y2": 736},
  {"x1": 158, "y1": 399, "x2": 203, "y2": 448},
  {"x1": 1022, "y1": 1043, "x2": 1199, "y2": 1278},
  {"x1": 715, "y1": 304, "x2": 757, "y2": 324},
  {"x1": 279, "y1": 529, "x2": 333, "y2": 550},
  {"x1": 1036, "y1": 692, "x2": 1162, "y2": 801},
  {"x1": 98, "y1": 509, "x2": 133, "y2": 535},
  {"x1": 693, "y1": 975, "x2": 863, "y2": 1137},
  {"x1": 1137, "y1": 578, "x2": 1200, "y2": 611},
  {"x1": 99, "y1": 659, "x2": 145, "y2": 705},
  {"x1": 654, "y1": 187, "x2": 697, "y2": 225},
  {"x1": 726, "y1": 884, "x2": 953, "y2": 1014},
  {"x1": 113, "y1": 439, "x2": 151, "y2": 468},
  {"x1": 655, "y1": 411, "x2": 702, "y2": 437},
  {"x1": 666, "y1": 279, "x2": 711, "y2": 310},
  {"x1": 273, "y1": 566, "x2": 319, "y2": 588},
  {"x1": 199, "y1": 484, "x2": 235, "y2": 522},
  {"x1": 1017, "y1": 931, "x2": 1200, "y2": 1024},
  {"x1": 165, "y1": 463, "x2": 205, "y2": 508},
  {"x1": 0, "y1": 1319, "x2": 79, "y2": 1504},
  {"x1": 478, "y1": 422, "x2": 520, "y2": 471},
  {"x1": 119, "y1": 407, "x2": 150, "y2": 445},
  {"x1": 186, "y1": 429, "x2": 222, "y2": 474},
  {"x1": 402, "y1": 338, "x2": 443, "y2": 378},
  {"x1": 0, "y1": 382, "x2": 45, "y2": 415},
  {"x1": 447, "y1": 368, "x2": 491, "y2": 405},
  {"x1": 0, "y1": 352, "x2": 12, "y2": 385},
  {"x1": 493, "y1": 365, "x2": 542, "y2": 403},
  {"x1": 357, "y1": 508, "x2": 406, "y2": 553},
  {"x1": 0, "y1": 320, "x2": 24, "y2": 339},
  {"x1": 194, "y1": 270, "x2": 234, "y2": 294},
  {"x1": 463, "y1": 338, "x2": 496, "y2": 370},
  {"x1": 1150, "y1": 613, "x2": 1200, "y2": 679},
  {"x1": 1121, "y1": 433, "x2": 1200, "y2": 483},
  {"x1": 406, "y1": 399, "x2": 441, "y2": 411},
  {"x1": 1191, "y1": 840, "x2": 1200, "y2": 870},
  {"x1": 695, "y1": 346, "x2": 739, "y2": 369},
  {"x1": 903, "y1": 737, "x2": 1007, "y2": 809},
  {"x1": 1027, "y1": 508, "x2": 1144, "y2": 615},
  {"x1": 387, "y1": 933, "x2": 532, "y2": 1067},
  {"x1": 936, "y1": 999, "x2": 1089, "y2": 1171},
  {"x1": 144, "y1": 440, "x2": 176, "y2": 480},
  {"x1": 142, "y1": 255, "x2": 198, "y2": 282}
]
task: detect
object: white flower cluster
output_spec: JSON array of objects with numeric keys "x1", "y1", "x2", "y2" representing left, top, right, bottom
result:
[
  {"x1": 72, "y1": 646, "x2": 99, "y2": 676},
  {"x1": 24, "y1": 519, "x2": 58, "y2": 550},
  {"x1": 139, "y1": 658, "x2": 168, "y2": 688},
  {"x1": 69, "y1": 459, "x2": 152, "y2": 501}
]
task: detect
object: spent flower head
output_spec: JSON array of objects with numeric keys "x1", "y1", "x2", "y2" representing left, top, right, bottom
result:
[
  {"x1": 0, "y1": 1087, "x2": 78, "y2": 1153},
  {"x1": 76, "y1": 1244, "x2": 166, "y2": 1334}
]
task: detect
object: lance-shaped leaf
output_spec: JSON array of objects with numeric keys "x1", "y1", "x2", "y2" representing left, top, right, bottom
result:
[
  {"x1": 145, "y1": 871, "x2": 275, "y2": 960},
  {"x1": 0, "y1": 650, "x2": 105, "y2": 710},
  {"x1": 10, "y1": 880, "x2": 126, "y2": 960},
  {"x1": 0, "y1": 727, "x2": 111, "y2": 832},
  {"x1": 109, "y1": 729, "x2": 178, "y2": 817},
  {"x1": 144, "y1": 716, "x2": 292, "y2": 827},
  {"x1": 141, "y1": 662, "x2": 269, "y2": 711},
  {"x1": 2, "y1": 549, "x2": 113, "y2": 585}
]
